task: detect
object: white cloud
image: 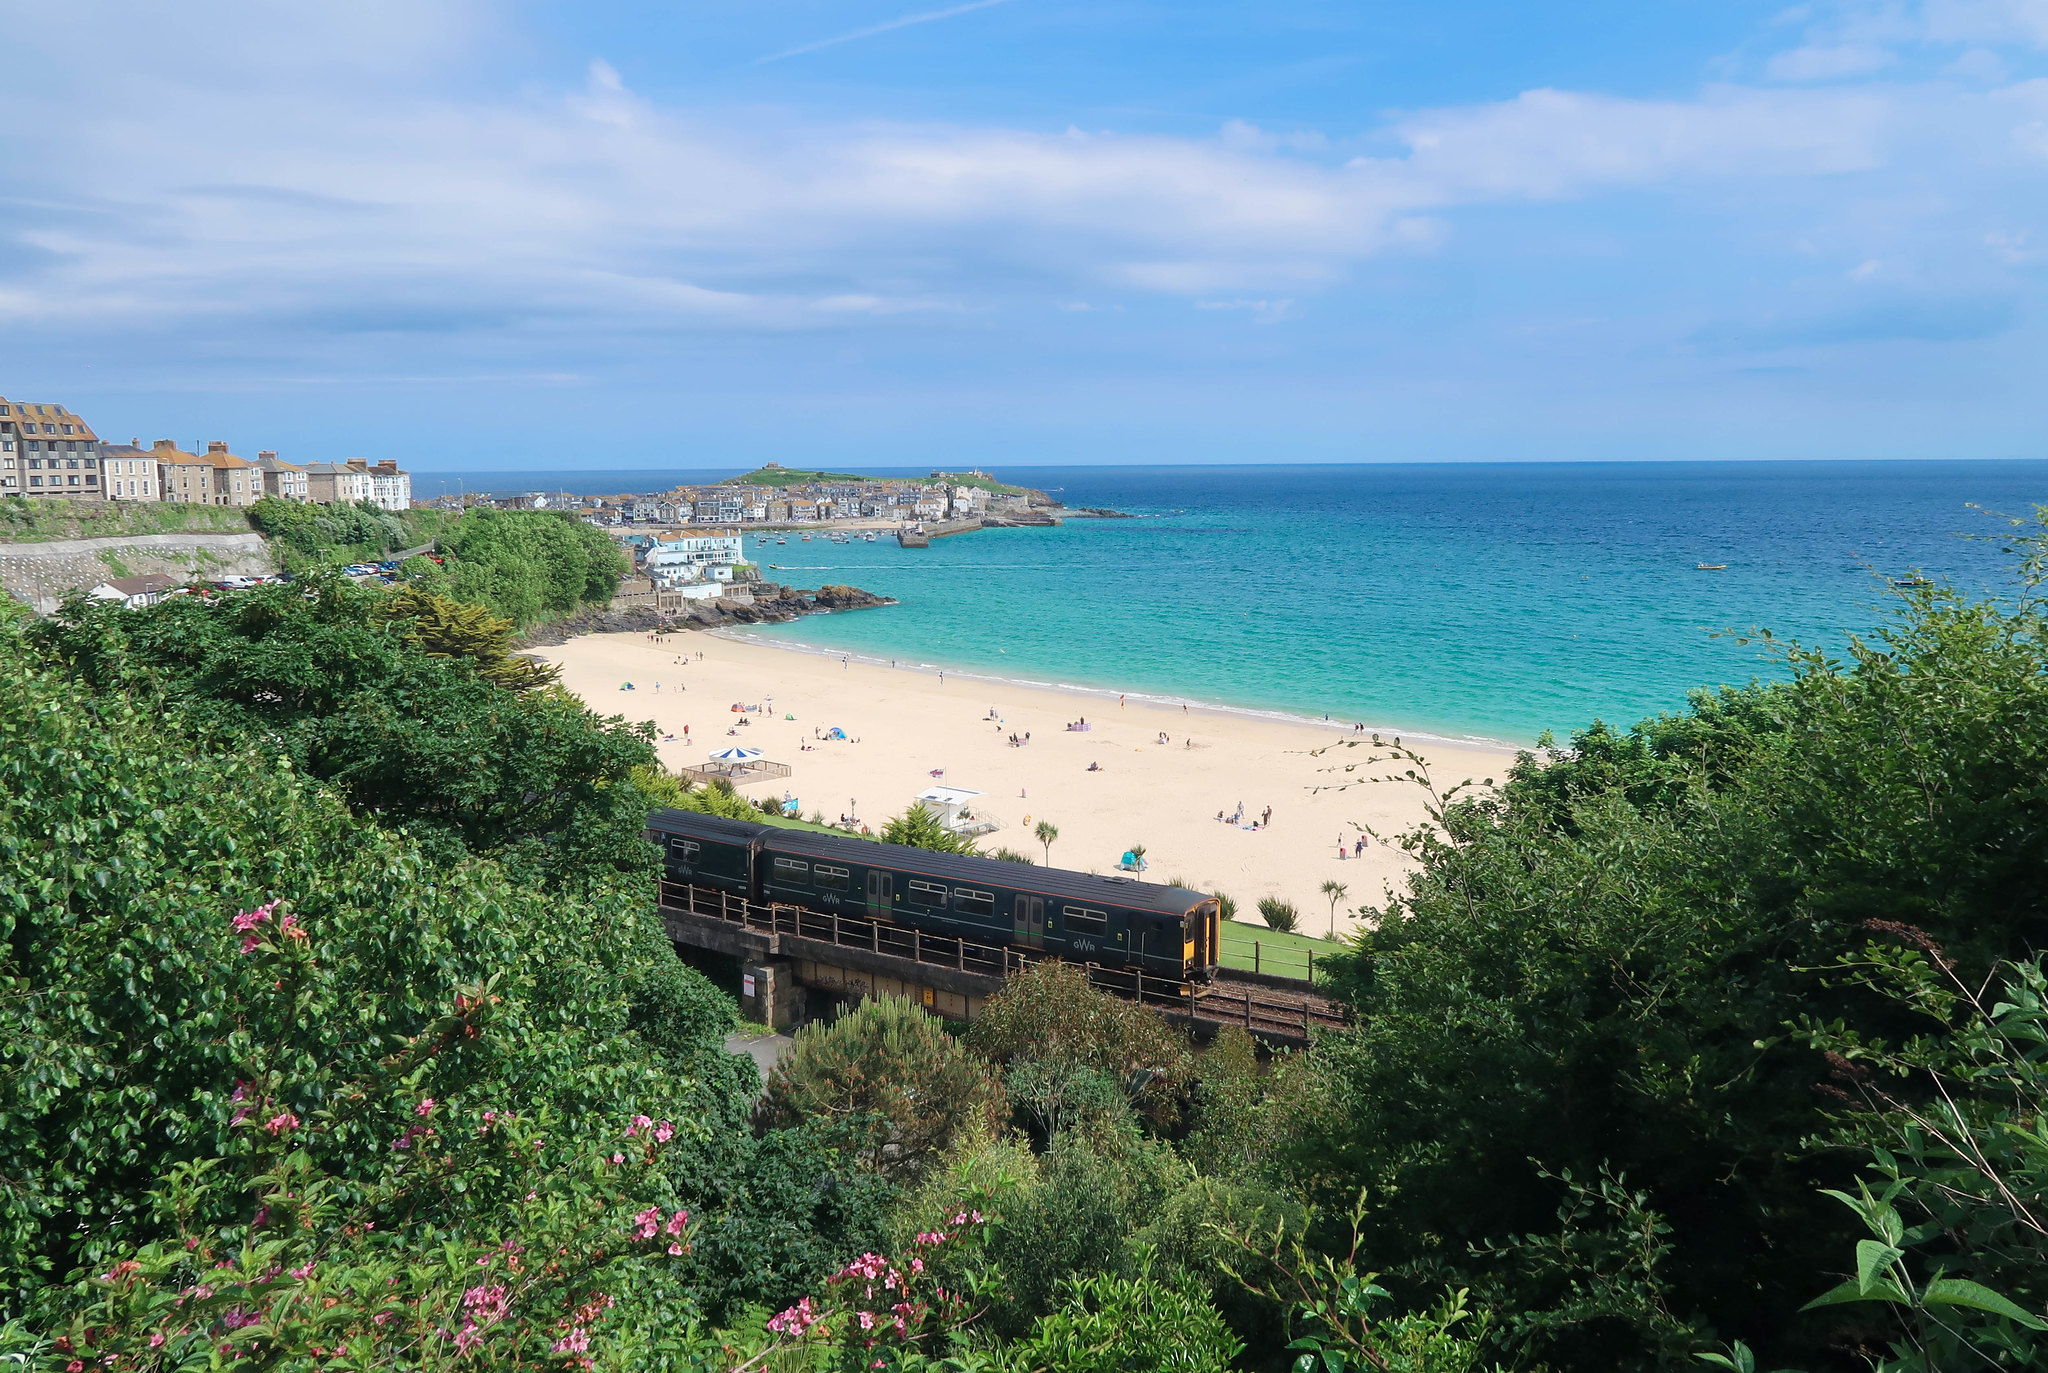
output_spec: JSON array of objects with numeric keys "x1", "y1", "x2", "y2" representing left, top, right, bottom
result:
[
  {"x1": 1766, "y1": 43, "x2": 1897, "y2": 80},
  {"x1": 0, "y1": 2, "x2": 2038, "y2": 348}
]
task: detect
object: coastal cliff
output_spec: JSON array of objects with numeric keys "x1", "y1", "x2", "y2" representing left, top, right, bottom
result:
[{"x1": 516, "y1": 581, "x2": 894, "y2": 646}]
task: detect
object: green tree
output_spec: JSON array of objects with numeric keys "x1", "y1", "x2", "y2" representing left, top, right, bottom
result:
[
  {"x1": 0, "y1": 613, "x2": 741, "y2": 1355},
  {"x1": 756, "y1": 997, "x2": 1005, "y2": 1184},
  {"x1": 967, "y1": 962, "x2": 1193, "y2": 1132},
  {"x1": 1034, "y1": 820, "x2": 1059, "y2": 866},
  {"x1": 420, "y1": 506, "x2": 627, "y2": 627},
  {"x1": 26, "y1": 580, "x2": 657, "y2": 881},
  {"x1": 378, "y1": 581, "x2": 559, "y2": 689},
  {"x1": 1291, "y1": 522, "x2": 2048, "y2": 1368},
  {"x1": 882, "y1": 802, "x2": 980, "y2": 855},
  {"x1": 1320, "y1": 879, "x2": 1349, "y2": 938}
]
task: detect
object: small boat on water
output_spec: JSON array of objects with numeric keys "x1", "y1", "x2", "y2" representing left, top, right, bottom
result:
[
  {"x1": 776, "y1": 538, "x2": 787, "y2": 545},
  {"x1": 1697, "y1": 563, "x2": 1728, "y2": 571},
  {"x1": 863, "y1": 532, "x2": 877, "y2": 542},
  {"x1": 801, "y1": 534, "x2": 812, "y2": 542}
]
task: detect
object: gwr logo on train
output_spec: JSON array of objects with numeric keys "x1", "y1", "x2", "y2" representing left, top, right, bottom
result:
[{"x1": 648, "y1": 808, "x2": 1222, "y2": 982}]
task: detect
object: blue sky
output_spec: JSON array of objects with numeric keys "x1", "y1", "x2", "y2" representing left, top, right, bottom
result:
[{"x1": 2, "y1": 0, "x2": 2044, "y2": 470}]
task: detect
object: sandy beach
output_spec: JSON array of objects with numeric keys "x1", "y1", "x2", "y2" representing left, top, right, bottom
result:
[{"x1": 534, "y1": 630, "x2": 1521, "y2": 940}]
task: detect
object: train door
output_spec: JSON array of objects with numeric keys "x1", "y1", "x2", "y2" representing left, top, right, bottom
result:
[
  {"x1": 866, "y1": 869, "x2": 893, "y2": 918},
  {"x1": 1013, "y1": 894, "x2": 1044, "y2": 948}
]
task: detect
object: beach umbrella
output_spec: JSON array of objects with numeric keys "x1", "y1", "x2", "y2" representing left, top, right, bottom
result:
[{"x1": 708, "y1": 747, "x2": 764, "y2": 762}]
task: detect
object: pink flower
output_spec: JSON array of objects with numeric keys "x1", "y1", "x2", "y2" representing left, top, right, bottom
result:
[
  {"x1": 857, "y1": 1311, "x2": 875, "y2": 1331},
  {"x1": 240, "y1": 934, "x2": 262, "y2": 955},
  {"x1": 910, "y1": 1257, "x2": 923, "y2": 1273},
  {"x1": 148, "y1": 1334, "x2": 164, "y2": 1349},
  {"x1": 290, "y1": 1261, "x2": 315, "y2": 1280},
  {"x1": 551, "y1": 1327, "x2": 590, "y2": 1354},
  {"x1": 664, "y1": 1209, "x2": 689, "y2": 1237},
  {"x1": 632, "y1": 1208, "x2": 660, "y2": 1241},
  {"x1": 264, "y1": 1111, "x2": 299, "y2": 1135},
  {"x1": 667, "y1": 1243, "x2": 684, "y2": 1256},
  {"x1": 610, "y1": 1152, "x2": 624, "y2": 1165},
  {"x1": 414, "y1": 1099, "x2": 436, "y2": 1118},
  {"x1": 222, "y1": 1308, "x2": 261, "y2": 1330},
  {"x1": 654, "y1": 1120, "x2": 675, "y2": 1143},
  {"x1": 230, "y1": 1082, "x2": 248, "y2": 1103},
  {"x1": 230, "y1": 902, "x2": 277, "y2": 933},
  {"x1": 279, "y1": 912, "x2": 307, "y2": 940},
  {"x1": 625, "y1": 1114, "x2": 652, "y2": 1138}
]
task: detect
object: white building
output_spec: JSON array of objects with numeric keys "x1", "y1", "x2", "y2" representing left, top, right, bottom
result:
[{"x1": 643, "y1": 533, "x2": 744, "y2": 586}]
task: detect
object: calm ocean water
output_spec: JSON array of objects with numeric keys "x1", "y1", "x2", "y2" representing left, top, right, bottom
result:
[{"x1": 439, "y1": 462, "x2": 2048, "y2": 746}]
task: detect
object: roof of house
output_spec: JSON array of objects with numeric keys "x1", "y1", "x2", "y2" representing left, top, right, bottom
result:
[
  {"x1": 5, "y1": 402, "x2": 99, "y2": 441},
  {"x1": 150, "y1": 441, "x2": 207, "y2": 465}
]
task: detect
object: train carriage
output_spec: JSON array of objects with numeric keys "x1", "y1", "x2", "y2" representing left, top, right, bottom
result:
[{"x1": 649, "y1": 807, "x2": 1221, "y2": 981}]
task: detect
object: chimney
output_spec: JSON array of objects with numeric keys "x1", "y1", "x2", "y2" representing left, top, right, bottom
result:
[
  {"x1": 258, "y1": 450, "x2": 276, "y2": 462},
  {"x1": 207, "y1": 441, "x2": 228, "y2": 454},
  {"x1": 152, "y1": 439, "x2": 178, "y2": 452},
  {"x1": 375, "y1": 460, "x2": 397, "y2": 474}
]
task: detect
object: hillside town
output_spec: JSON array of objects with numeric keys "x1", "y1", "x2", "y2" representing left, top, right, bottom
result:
[
  {"x1": 452, "y1": 463, "x2": 1057, "y2": 531},
  {"x1": 0, "y1": 395, "x2": 414, "y2": 510}
]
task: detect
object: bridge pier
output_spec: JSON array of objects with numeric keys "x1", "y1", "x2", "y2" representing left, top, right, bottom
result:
[{"x1": 740, "y1": 959, "x2": 805, "y2": 1030}]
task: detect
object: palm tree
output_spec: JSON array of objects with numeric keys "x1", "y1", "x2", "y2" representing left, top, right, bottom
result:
[
  {"x1": 1320, "y1": 879, "x2": 1349, "y2": 938},
  {"x1": 1034, "y1": 819, "x2": 1059, "y2": 866}
]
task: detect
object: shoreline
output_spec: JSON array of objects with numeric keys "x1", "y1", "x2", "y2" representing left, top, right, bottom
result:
[
  {"x1": 534, "y1": 628, "x2": 1523, "y2": 937},
  {"x1": 718, "y1": 622, "x2": 1532, "y2": 756}
]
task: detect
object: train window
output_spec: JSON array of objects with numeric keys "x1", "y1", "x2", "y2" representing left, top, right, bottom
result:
[
  {"x1": 814, "y1": 864, "x2": 851, "y2": 892},
  {"x1": 667, "y1": 838, "x2": 700, "y2": 865},
  {"x1": 772, "y1": 857, "x2": 810, "y2": 884},
  {"x1": 1062, "y1": 906, "x2": 1108, "y2": 935},
  {"x1": 908, "y1": 880, "x2": 948, "y2": 906},
  {"x1": 952, "y1": 888, "x2": 994, "y2": 917}
]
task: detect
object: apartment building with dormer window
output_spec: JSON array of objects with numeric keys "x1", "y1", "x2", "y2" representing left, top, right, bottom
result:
[{"x1": 0, "y1": 396, "x2": 105, "y2": 499}]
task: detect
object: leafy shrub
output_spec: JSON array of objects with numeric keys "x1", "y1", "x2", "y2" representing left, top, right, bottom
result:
[
  {"x1": 1012, "y1": 1266, "x2": 1243, "y2": 1373},
  {"x1": 1294, "y1": 525, "x2": 2048, "y2": 1367},
  {"x1": 966, "y1": 962, "x2": 1193, "y2": 1131},
  {"x1": 28, "y1": 582, "x2": 659, "y2": 882},
  {"x1": 756, "y1": 998, "x2": 1004, "y2": 1184},
  {"x1": 1256, "y1": 897, "x2": 1299, "y2": 932},
  {"x1": 0, "y1": 615, "x2": 734, "y2": 1356},
  {"x1": 422, "y1": 507, "x2": 626, "y2": 628},
  {"x1": 879, "y1": 802, "x2": 979, "y2": 854},
  {"x1": 989, "y1": 847, "x2": 1037, "y2": 865}
]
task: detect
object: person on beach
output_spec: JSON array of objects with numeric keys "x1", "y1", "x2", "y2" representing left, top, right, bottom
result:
[
  {"x1": 1354, "y1": 835, "x2": 1366, "y2": 857},
  {"x1": 1262, "y1": 806, "x2": 1272, "y2": 826}
]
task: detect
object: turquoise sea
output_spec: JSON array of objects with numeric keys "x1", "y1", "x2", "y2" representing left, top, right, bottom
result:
[{"x1": 446, "y1": 461, "x2": 2048, "y2": 746}]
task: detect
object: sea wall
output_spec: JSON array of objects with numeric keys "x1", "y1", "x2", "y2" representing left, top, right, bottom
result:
[{"x1": 0, "y1": 532, "x2": 276, "y2": 614}]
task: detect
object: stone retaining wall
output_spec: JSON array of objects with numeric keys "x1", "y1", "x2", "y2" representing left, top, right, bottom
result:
[{"x1": 0, "y1": 532, "x2": 275, "y2": 614}]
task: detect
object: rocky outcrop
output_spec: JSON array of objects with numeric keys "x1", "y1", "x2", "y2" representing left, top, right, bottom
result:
[
  {"x1": 980, "y1": 511, "x2": 1061, "y2": 528},
  {"x1": 516, "y1": 583, "x2": 895, "y2": 647}
]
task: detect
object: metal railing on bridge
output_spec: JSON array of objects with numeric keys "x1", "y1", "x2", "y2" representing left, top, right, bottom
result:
[{"x1": 660, "y1": 880, "x2": 1344, "y2": 1041}]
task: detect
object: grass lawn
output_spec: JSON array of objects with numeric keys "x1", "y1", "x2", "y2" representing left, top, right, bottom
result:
[{"x1": 1216, "y1": 919, "x2": 1342, "y2": 980}]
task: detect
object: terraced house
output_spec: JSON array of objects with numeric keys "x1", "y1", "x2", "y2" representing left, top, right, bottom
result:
[
  {"x1": 154, "y1": 441, "x2": 216, "y2": 504},
  {"x1": 99, "y1": 441, "x2": 161, "y2": 500},
  {"x1": 0, "y1": 396, "x2": 104, "y2": 499}
]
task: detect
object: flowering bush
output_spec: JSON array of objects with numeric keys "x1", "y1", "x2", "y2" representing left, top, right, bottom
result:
[{"x1": 761, "y1": 1212, "x2": 994, "y2": 1371}]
